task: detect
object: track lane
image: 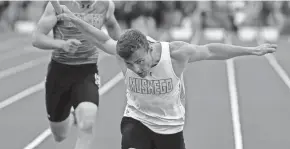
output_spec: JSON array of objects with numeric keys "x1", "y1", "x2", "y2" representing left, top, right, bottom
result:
[
  {"x1": 0, "y1": 51, "x2": 49, "y2": 72},
  {"x1": 38, "y1": 82, "x2": 126, "y2": 149},
  {"x1": 0, "y1": 41, "x2": 121, "y2": 149},
  {"x1": 184, "y1": 35, "x2": 235, "y2": 149},
  {"x1": 274, "y1": 38, "x2": 290, "y2": 76},
  {"x1": 0, "y1": 36, "x2": 33, "y2": 54},
  {"x1": 2, "y1": 32, "x2": 290, "y2": 149},
  {"x1": 0, "y1": 90, "x2": 48, "y2": 149},
  {"x1": 0, "y1": 63, "x2": 47, "y2": 102},
  {"x1": 29, "y1": 34, "x2": 236, "y2": 149},
  {"x1": 15, "y1": 54, "x2": 123, "y2": 149},
  {"x1": 232, "y1": 36, "x2": 290, "y2": 149}
]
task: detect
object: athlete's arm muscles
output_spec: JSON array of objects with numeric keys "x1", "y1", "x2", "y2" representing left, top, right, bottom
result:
[
  {"x1": 116, "y1": 55, "x2": 127, "y2": 75},
  {"x1": 104, "y1": 1, "x2": 121, "y2": 40},
  {"x1": 60, "y1": 7, "x2": 117, "y2": 55},
  {"x1": 32, "y1": 2, "x2": 65, "y2": 50},
  {"x1": 170, "y1": 41, "x2": 258, "y2": 63}
]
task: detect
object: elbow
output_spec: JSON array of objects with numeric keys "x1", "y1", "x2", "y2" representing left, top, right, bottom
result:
[
  {"x1": 31, "y1": 32, "x2": 45, "y2": 49},
  {"x1": 31, "y1": 32, "x2": 39, "y2": 48},
  {"x1": 32, "y1": 40, "x2": 38, "y2": 48},
  {"x1": 108, "y1": 26, "x2": 121, "y2": 40}
]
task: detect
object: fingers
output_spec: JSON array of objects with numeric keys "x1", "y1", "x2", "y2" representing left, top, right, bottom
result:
[
  {"x1": 56, "y1": 14, "x2": 64, "y2": 21},
  {"x1": 264, "y1": 43, "x2": 277, "y2": 49},
  {"x1": 69, "y1": 44, "x2": 79, "y2": 50},
  {"x1": 261, "y1": 43, "x2": 277, "y2": 55},
  {"x1": 267, "y1": 44, "x2": 277, "y2": 53},
  {"x1": 56, "y1": 14, "x2": 70, "y2": 21},
  {"x1": 65, "y1": 45, "x2": 78, "y2": 53},
  {"x1": 70, "y1": 39, "x2": 82, "y2": 46},
  {"x1": 269, "y1": 44, "x2": 277, "y2": 49},
  {"x1": 67, "y1": 39, "x2": 81, "y2": 53},
  {"x1": 265, "y1": 49, "x2": 275, "y2": 54}
]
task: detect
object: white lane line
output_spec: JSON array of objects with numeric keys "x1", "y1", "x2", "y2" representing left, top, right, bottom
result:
[
  {"x1": 0, "y1": 56, "x2": 48, "y2": 80},
  {"x1": 257, "y1": 37, "x2": 290, "y2": 89},
  {"x1": 225, "y1": 36, "x2": 243, "y2": 149},
  {"x1": 0, "y1": 48, "x2": 31, "y2": 62},
  {"x1": 0, "y1": 46, "x2": 48, "y2": 62},
  {"x1": 23, "y1": 72, "x2": 124, "y2": 149},
  {"x1": 0, "y1": 81, "x2": 45, "y2": 110},
  {"x1": 99, "y1": 72, "x2": 123, "y2": 95},
  {"x1": 0, "y1": 50, "x2": 110, "y2": 110},
  {"x1": 265, "y1": 54, "x2": 290, "y2": 89}
]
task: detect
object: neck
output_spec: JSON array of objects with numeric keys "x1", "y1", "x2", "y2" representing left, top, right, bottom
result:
[
  {"x1": 150, "y1": 43, "x2": 161, "y2": 68},
  {"x1": 75, "y1": 0, "x2": 96, "y2": 8}
]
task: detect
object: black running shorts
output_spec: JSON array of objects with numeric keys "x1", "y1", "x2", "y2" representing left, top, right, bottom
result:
[
  {"x1": 121, "y1": 117, "x2": 186, "y2": 149},
  {"x1": 45, "y1": 60, "x2": 100, "y2": 122}
]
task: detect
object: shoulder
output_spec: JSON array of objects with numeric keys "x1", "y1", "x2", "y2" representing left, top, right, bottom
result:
[
  {"x1": 169, "y1": 41, "x2": 196, "y2": 61},
  {"x1": 146, "y1": 36, "x2": 157, "y2": 42}
]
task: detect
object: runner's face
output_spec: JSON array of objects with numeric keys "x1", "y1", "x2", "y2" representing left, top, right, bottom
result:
[{"x1": 124, "y1": 47, "x2": 152, "y2": 78}]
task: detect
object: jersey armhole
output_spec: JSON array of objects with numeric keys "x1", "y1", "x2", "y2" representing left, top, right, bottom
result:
[
  {"x1": 163, "y1": 42, "x2": 182, "y2": 81},
  {"x1": 123, "y1": 68, "x2": 128, "y2": 79},
  {"x1": 116, "y1": 55, "x2": 128, "y2": 78}
]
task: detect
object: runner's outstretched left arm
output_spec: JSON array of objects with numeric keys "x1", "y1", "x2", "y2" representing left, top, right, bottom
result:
[{"x1": 169, "y1": 41, "x2": 277, "y2": 63}]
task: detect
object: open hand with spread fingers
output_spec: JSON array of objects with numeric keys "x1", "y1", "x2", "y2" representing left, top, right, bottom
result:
[{"x1": 253, "y1": 43, "x2": 277, "y2": 56}]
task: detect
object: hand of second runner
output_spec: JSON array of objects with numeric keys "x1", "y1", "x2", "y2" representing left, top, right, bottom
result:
[
  {"x1": 56, "y1": 5, "x2": 76, "y2": 22},
  {"x1": 60, "y1": 39, "x2": 81, "y2": 53}
]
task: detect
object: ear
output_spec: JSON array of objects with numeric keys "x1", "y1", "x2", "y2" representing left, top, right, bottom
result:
[{"x1": 147, "y1": 45, "x2": 153, "y2": 53}]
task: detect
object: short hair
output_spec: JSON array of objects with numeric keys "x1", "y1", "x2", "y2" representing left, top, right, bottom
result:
[{"x1": 116, "y1": 29, "x2": 149, "y2": 60}]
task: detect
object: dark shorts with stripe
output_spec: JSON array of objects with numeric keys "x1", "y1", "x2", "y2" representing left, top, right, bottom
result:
[
  {"x1": 45, "y1": 60, "x2": 100, "y2": 122},
  {"x1": 121, "y1": 117, "x2": 186, "y2": 149}
]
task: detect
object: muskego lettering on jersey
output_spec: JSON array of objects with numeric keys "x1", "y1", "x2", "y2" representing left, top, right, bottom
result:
[
  {"x1": 66, "y1": 13, "x2": 104, "y2": 28},
  {"x1": 128, "y1": 77, "x2": 173, "y2": 95}
]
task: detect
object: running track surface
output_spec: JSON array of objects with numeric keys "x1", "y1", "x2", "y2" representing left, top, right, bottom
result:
[{"x1": 1, "y1": 31, "x2": 290, "y2": 149}]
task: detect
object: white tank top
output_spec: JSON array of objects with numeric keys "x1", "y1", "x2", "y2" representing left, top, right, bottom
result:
[{"x1": 123, "y1": 41, "x2": 186, "y2": 134}]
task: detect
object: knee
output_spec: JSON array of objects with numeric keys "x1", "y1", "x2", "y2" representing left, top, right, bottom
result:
[
  {"x1": 49, "y1": 118, "x2": 72, "y2": 143},
  {"x1": 52, "y1": 134, "x2": 67, "y2": 142},
  {"x1": 50, "y1": 128, "x2": 69, "y2": 142},
  {"x1": 75, "y1": 102, "x2": 98, "y2": 132},
  {"x1": 78, "y1": 115, "x2": 96, "y2": 132}
]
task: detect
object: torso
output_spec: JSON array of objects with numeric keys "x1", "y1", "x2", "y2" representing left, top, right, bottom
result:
[
  {"x1": 52, "y1": 0, "x2": 111, "y2": 65},
  {"x1": 123, "y1": 41, "x2": 186, "y2": 134}
]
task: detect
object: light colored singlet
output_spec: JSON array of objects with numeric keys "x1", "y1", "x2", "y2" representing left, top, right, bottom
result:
[{"x1": 123, "y1": 40, "x2": 186, "y2": 134}]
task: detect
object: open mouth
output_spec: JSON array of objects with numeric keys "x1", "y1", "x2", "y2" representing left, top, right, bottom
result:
[{"x1": 137, "y1": 72, "x2": 146, "y2": 77}]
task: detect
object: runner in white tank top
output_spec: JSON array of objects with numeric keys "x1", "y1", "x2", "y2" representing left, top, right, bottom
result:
[
  {"x1": 123, "y1": 40, "x2": 186, "y2": 134},
  {"x1": 57, "y1": 9, "x2": 277, "y2": 149}
]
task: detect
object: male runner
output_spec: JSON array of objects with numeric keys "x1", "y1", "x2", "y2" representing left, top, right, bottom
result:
[
  {"x1": 32, "y1": 1, "x2": 121, "y2": 149},
  {"x1": 57, "y1": 6, "x2": 277, "y2": 149}
]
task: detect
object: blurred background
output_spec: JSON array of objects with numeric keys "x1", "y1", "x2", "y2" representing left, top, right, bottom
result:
[
  {"x1": 1, "y1": 1, "x2": 290, "y2": 149},
  {"x1": 0, "y1": 1, "x2": 290, "y2": 40}
]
